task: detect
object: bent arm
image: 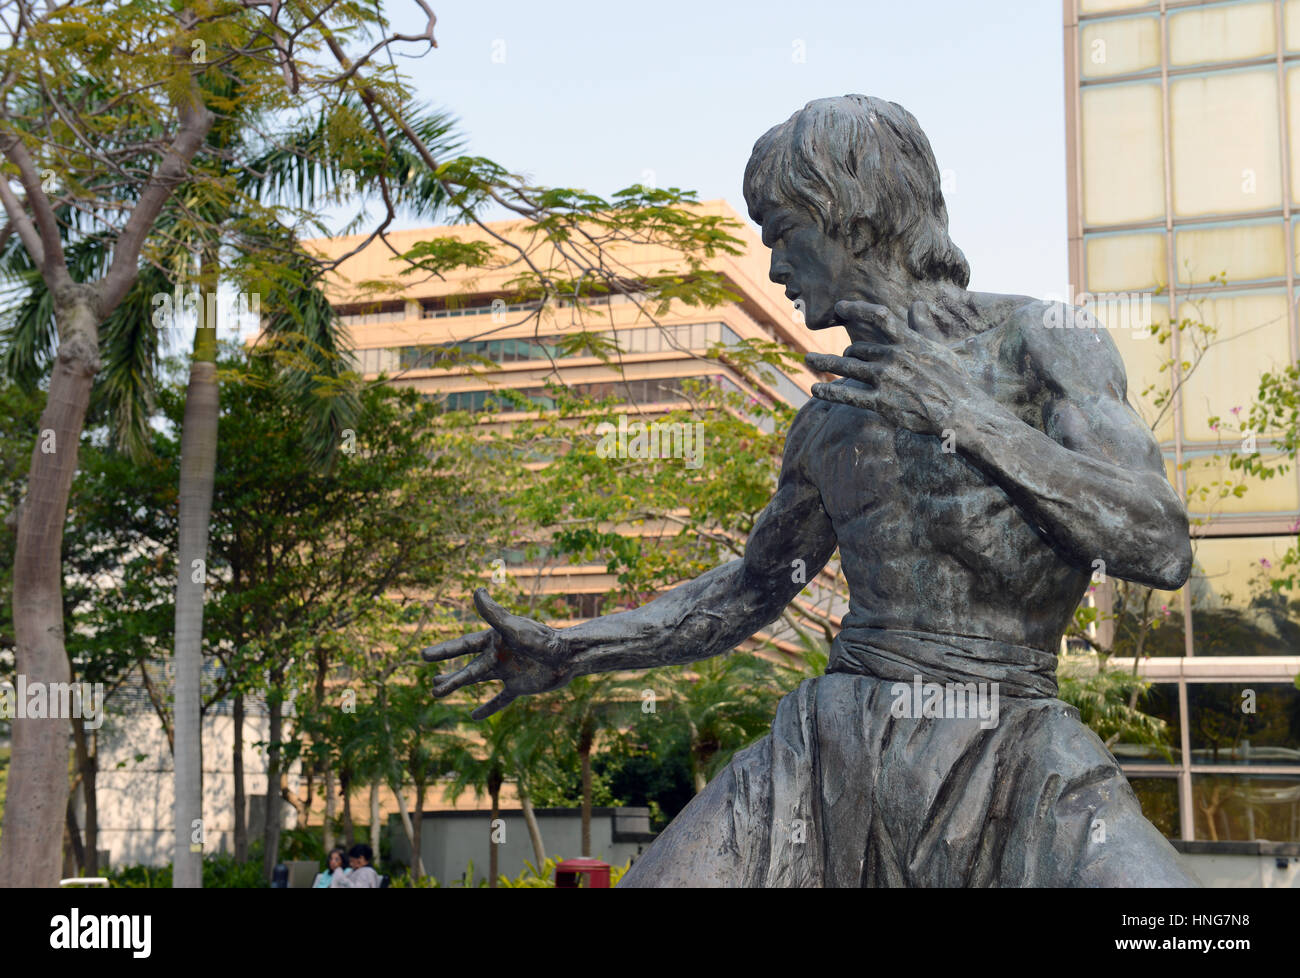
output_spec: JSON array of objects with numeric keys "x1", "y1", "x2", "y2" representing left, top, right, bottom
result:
[
  {"x1": 953, "y1": 313, "x2": 1191, "y2": 589},
  {"x1": 560, "y1": 403, "x2": 838, "y2": 676}
]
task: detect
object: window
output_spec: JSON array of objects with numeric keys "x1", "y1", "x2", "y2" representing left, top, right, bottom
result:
[
  {"x1": 1189, "y1": 537, "x2": 1300, "y2": 656},
  {"x1": 1192, "y1": 773, "x2": 1300, "y2": 842},
  {"x1": 1171, "y1": 69, "x2": 1281, "y2": 217},
  {"x1": 1082, "y1": 82, "x2": 1165, "y2": 225},
  {"x1": 1081, "y1": 16, "x2": 1161, "y2": 80},
  {"x1": 1127, "y1": 776, "x2": 1181, "y2": 839},
  {"x1": 1187, "y1": 683, "x2": 1300, "y2": 765}
]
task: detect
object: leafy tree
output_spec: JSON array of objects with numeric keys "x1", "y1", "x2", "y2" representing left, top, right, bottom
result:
[{"x1": 0, "y1": 0, "x2": 452, "y2": 887}]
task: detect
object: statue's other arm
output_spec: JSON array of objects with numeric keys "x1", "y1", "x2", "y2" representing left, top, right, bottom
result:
[
  {"x1": 809, "y1": 299, "x2": 1190, "y2": 592},
  {"x1": 423, "y1": 401, "x2": 838, "y2": 718},
  {"x1": 948, "y1": 304, "x2": 1191, "y2": 590}
]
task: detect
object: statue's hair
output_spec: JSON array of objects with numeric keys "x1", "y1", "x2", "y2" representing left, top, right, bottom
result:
[{"x1": 743, "y1": 95, "x2": 970, "y2": 288}]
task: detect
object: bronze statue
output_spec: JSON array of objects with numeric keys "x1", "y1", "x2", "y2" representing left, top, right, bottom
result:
[{"x1": 422, "y1": 95, "x2": 1199, "y2": 887}]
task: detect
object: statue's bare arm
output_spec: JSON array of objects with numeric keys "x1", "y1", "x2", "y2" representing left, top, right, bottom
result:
[
  {"x1": 422, "y1": 402, "x2": 839, "y2": 718},
  {"x1": 808, "y1": 300, "x2": 1192, "y2": 592}
]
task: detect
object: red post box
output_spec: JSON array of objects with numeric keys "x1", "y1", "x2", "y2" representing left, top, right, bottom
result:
[{"x1": 554, "y1": 858, "x2": 611, "y2": 888}]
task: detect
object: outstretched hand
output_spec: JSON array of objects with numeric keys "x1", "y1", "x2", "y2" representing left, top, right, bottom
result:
[
  {"x1": 805, "y1": 300, "x2": 976, "y2": 436},
  {"x1": 421, "y1": 589, "x2": 576, "y2": 720}
]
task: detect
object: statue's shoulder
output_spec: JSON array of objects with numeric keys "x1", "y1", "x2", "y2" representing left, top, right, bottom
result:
[
  {"x1": 999, "y1": 296, "x2": 1127, "y2": 394},
  {"x1": 782, "y1": 394, "x2": 838, "y2": 463}
]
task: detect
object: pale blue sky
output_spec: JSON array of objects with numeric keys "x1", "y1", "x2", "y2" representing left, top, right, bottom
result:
[{"x1": 380, "y1": 0, "x2": 1069, "y2": 300}]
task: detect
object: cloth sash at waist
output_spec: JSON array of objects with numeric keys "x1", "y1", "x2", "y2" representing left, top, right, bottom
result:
[{"x1": 828, "y1": 626, "x2": 1059, "y2": 699}]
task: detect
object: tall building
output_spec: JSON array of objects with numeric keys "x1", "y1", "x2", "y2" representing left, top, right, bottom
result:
[
  {"x1": 304, "y1": 198, "x2": 846, "y2": 655},
  {"x1": 1064, "y1": 0, "x2": 1300, "y2": 855}
]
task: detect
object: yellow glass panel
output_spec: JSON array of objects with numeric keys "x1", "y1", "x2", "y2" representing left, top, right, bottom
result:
[
  {"x1": 1189, "y1": 535, "x2": 1297, "y2": 616},
  {"x1": 1175, "y1": 222, "x2": 1287, "y2": 285},
  {"x1": 1177, "y1": 293, "x2": 1291, "y2": 441},
  {"x1": 1287, "y1": 68, "x2": 1300, "y2": 202},
  {"x1": 1086, "y1": 232, "x2": 1167, "y2": 292},
  {"x1": 1081, "y1": 0, "x2": 1157, "y2": 13},
  {"x1": 1111, "y1": 298, "x2": 1175, "y2": 442},
  {"x1": 1082, "y1": 83, "x2": 1166, "y2": 225},
  {"x1": 1172, "y1": 70, "x2": 1282, "y2": 216},
  {"x1": 1081, "y1": 17, "x2": 1161, "y2": 78},
  {"x1": 1183, "y1": 452, "x2": 1300, "y2": 516},
  {"x1": 1287, "y1": 0, "x2": 1300, "y2": 51},
  {"x1": 1169, "y1": 2, "x2": 1277, "y2": 65}
]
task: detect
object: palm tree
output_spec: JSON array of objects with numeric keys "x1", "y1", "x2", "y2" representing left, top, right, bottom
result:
[
  {"x1": 650, "y1": 652, "x2": 789, "y2": 794},
  {"x1": 541, "y1": 672, "x2": 641, "y2": 859},
  {"x1": 0, "y1": 85, "x2": 462, "y2": 882}
]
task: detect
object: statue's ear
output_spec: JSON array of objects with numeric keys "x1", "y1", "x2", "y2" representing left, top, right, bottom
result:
[{"x1": 844, "y1": 216, "x2": 876, "y2": 258}]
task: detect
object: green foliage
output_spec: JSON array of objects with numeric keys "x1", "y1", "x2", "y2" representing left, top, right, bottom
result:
[
  {"x1": 278, "y1": 827, "x2": 326, "y2": 864},
  {"x1": 107, "y1": 853, "x2": 269, "y2": 889},
  {"x1": 389, "y1": 856, "x2": 633, "y2": 888},
  {"x1": 1057, "y1": 654, "x2": 1174, "y2": 760}
]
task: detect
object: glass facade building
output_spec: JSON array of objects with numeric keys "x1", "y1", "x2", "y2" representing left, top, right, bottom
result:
[
  {"x1": 1065, "y1": 0, "x2": 1300, "y2": 842},
  {"x1": 304, "y1": 202, "x2": 844, "y2": 662}
]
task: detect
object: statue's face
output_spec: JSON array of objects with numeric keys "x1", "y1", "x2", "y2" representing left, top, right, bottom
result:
[{"x1": 761, "y1": 205, "x2": 859, "y2": 330}]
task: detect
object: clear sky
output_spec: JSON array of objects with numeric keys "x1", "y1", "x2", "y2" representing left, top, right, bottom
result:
[{"x1": 376, "y1": 0, "x2": 1069, "y2": 301}]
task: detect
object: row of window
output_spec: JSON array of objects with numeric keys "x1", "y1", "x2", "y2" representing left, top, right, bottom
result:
[
  {"x1": 1080, "y1": 1, "x2": 1300, "y2": 79},
  {"x1": 1112, "y1": 682, "x2": 1300, "y2": 764},
  {"x1": 421, "y1": 293, "x2": 641, "y2": 320},
  {"x1": 356, "y1": 322, "x2": 735, "y2": 375},
  {"x1": 334, "y1": 292, "x2": 648, "y2": 327},
  {"x1": 427, "y1": 374, "x2": 742, "y2": 415},
  {"x1": 1130, "y1": 772, "x2": 1300, "y2": 842},
  {"x1": 1092, "y1": 534, "x2": 1299, "y2": 657},
  {"x1": 1094, "y1": 291, "x2": 1295, "y2": 450},
  {"x1": 1080, "y1": 66, "x2": 1300, "y2": 225}
]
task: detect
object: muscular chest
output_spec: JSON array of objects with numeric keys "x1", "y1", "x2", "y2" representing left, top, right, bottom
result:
[{"x1": 812, "y1": 349, "x2": 1046, "y2": 545}]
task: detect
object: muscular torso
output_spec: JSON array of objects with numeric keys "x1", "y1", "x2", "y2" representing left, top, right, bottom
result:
[{"x1": 804, "y1": 294, "x2": 1091, "y2": 651}]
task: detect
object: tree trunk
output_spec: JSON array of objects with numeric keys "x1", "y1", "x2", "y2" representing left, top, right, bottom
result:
[
  {"x1": 261, "y1": 680, "x2": 284, "y2": 880},
  {"x1": 340, "y1": 768, "x2": 354, "y2": 845},
  {"x1": 70, "y1": 711, "x2": 99, "y2": 875},
  {"x1": 488, "y1": 771, "x2": 503, "y2": 888},
  {"x1": 368, "y1": 781, "x2": 380, "y2": 865},
  {"x1": 411, "y1": 781, "x2": 427, "y2": 882},
  {"x1": 232, "y1": 692, "x2": 247, "y2": 863},
  {"x1": 518, "y1": 778, "x2": 546, "y2": 868},
  {"x1": 580, "y1": 739, "x2": 593, "y2": 858},
  {"x1": 391, "y1": 779, "x2": 425, "y2": 878},
  {"x1": 324, "y1": 767, "x2": 336, "y2": 852},
  {"x1": 64, "y1": 795, "x2": 85, "y2": 876},
  {"x1": 173, "y1": 256, "x2": 219, "y2": 889},
  {"x1": 1, "y1": 292, "x2": 99, "y2": 887}
]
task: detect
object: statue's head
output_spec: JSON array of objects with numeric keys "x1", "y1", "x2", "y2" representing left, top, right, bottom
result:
[{"x1": 743, "y1": 95, "x2": 969, "y2": 330}]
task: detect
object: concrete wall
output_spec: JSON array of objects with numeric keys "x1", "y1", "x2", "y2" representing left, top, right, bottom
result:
[
  {"x1": 87, "y1": 711, "x2": 299, "y2": 867},
  {"x1": 389, "y1": 807, "x2": 657, "y2": 884}
]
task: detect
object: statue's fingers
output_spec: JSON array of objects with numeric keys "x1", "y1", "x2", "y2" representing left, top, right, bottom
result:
[
  {"x1": 907, "y1": 300, "x2": 939, "y2": 336},
  {"x1": 835, "y1": 300, "x2": 906, "y2": 343},
  {"x1": 472, "y1": 588, "x2": 551, "y2": 652},
  {"x1": 432, "y1": 652, "x2": 499, "y2": 697},
  {"x1": 842, "y1": 342, "x2": 894, "y2": 362},
  {"x1": 421, "y1": 629, "x2": 493, "y2": 663},
  {"x1": 470, "y1": 690, "x2": 518, "y2": 721},
  {"x1": 805, "y1": 351, "x2": 881, "y2": 382},
  {"x1": 812, "y1": 381, "x2": 877, "y2": 411}
]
